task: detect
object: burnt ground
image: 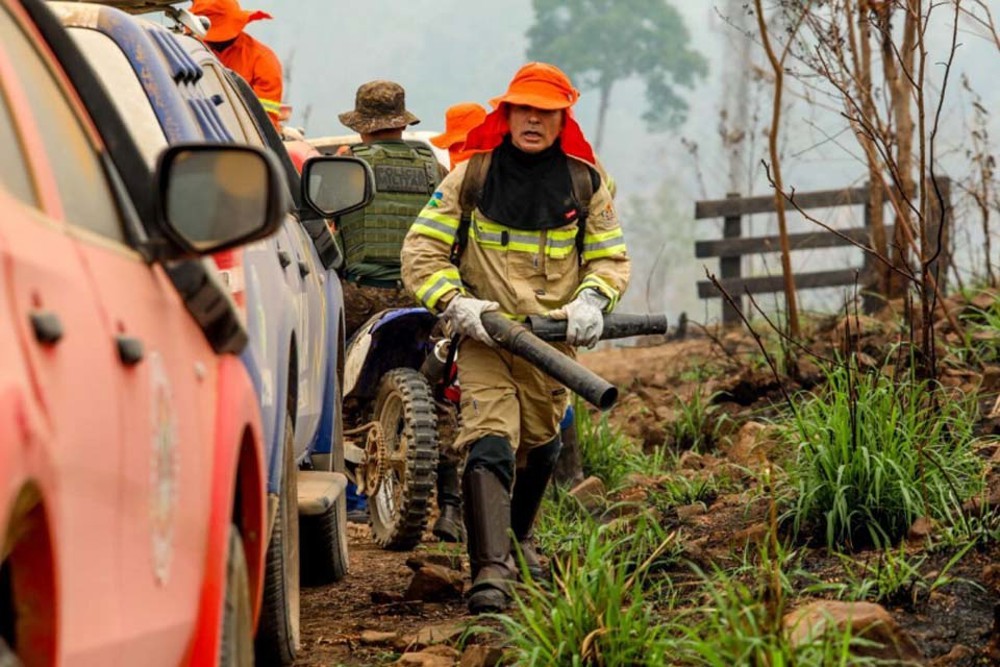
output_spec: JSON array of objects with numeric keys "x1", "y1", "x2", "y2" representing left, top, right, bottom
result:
[
  {"x1": 294, "y1": 523, "x2": 480, "y2": 666},
  {"x1": 296, "y1": 291, "x2": 1000, "y2": 666}
]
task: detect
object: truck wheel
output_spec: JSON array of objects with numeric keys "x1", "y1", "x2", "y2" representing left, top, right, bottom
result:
[
  {"x1": 255, "y1": 415, "x2": 300, "y2": 665},
  {"x1": 370, "y1": 368, "x2": 439, "y2": 550},
  {"x1": 219, "y1": 525, "x2": 253, "y2": 667}
]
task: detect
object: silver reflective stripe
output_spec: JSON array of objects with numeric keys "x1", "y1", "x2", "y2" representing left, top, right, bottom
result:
[
  {"x1": 476, "y1": 229, "x2": 504, "y2": 243},
  {"x1": 416, "y1": 216, "x2": 458, "y2": 238},
  {"x1": 548, "y1": 237, "x2": 576, "y2": 249},
  {"x1": 510, "y1": 231, "x2": 539, "y2": 244},
  {"x1": 583, "y1": 236, "x2": 625, "y2": 252}
]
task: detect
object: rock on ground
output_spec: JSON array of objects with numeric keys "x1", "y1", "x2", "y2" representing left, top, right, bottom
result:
[
  {"x1": 784, "y1": 600, "x2": 924, "y2": 664},
  {"x1": 404, "y1": 564, "x2": 465, "y2": 602}
]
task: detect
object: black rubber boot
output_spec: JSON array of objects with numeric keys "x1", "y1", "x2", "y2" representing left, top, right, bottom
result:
[
  {"x1": 511, "y1": 437, "x2": 561, "y2": 581},
  {"x1": 433, "y1": 458, "x2": 463, "y2": 543},
  {"x1": 464, "y1": 466, "x2": 516, "y2": 614}
]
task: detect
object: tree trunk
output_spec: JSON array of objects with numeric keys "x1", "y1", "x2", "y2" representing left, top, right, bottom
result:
[
  {"x1": 881, "y1": 2, "x2": 918, "y2": 299},
  {"x1": 854, "y1": 0, "x2": 888, "y2": 305},
  {"x1": 754, "y1": 0, "x2": 800, "y2": 339},
  {"x1": 594, "y1": 79, "x2": 612, "y2": 154}
]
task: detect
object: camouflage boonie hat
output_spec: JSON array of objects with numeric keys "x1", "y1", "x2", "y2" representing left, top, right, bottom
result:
[{"x1": 339, "y1": 80, "x2": 420, "y2": 134}]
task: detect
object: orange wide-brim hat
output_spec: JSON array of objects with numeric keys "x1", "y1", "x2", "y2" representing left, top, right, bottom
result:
[
  {"x1": 191, "y1": 0, "x2": 272, "y2": 42},
  {"x1": 465, "y1": 62, "x2": 595, "y2": 165},
  {"x1": 430, "y1": 102, "x2": 488, "y2": 150}
]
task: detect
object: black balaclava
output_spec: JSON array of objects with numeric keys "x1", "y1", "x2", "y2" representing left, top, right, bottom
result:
[{"x1": 478, "y1": 135, "x2": 581, "y2": 231}]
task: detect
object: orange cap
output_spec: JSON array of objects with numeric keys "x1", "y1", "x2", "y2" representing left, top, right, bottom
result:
[
  {"x1": 430, "y1": 102, "x2": 487, "y2": 150},
  {"x1": 190, "y1": 0, "x2": 272, "y2": 42},
  {"x1": 488, "y1": 62, "x2": 580, "y2": 111},
  {"x1": 465, "y1": 62, "x2": 595, "y2": 165}
]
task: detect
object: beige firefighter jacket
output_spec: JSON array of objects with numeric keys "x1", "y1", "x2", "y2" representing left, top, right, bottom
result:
[{"x1": 400, "y1": 154, "x2": 630, "y2": 317}]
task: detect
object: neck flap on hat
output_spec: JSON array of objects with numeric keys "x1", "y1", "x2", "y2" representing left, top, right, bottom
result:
[{"x1": 463, "y1": 104, "x2": 596, "y2": 166}]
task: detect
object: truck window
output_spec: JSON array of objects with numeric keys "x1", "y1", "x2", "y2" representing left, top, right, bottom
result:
[
  {"x1": 0, "y1": 10, "x2": 124, "y2": 242},
  {"x1": 0, "y1": 31, "x2": 37, "y2": 206},
  {"x1": 70, "y1": 27, "x2": 169, "y2": 170}
]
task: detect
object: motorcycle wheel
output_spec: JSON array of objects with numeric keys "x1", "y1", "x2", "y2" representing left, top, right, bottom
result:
[{"x1": 369, "y1": 368, "x2": 439, "y2": 550}]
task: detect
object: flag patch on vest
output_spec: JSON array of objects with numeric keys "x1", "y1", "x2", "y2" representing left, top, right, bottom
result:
[{"x1": 427, "y1": 190, "x2": 444, "y2": 208}]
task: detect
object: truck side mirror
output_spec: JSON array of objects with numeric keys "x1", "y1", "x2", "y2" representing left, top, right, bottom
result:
[
  {"x1": 302, "y1": 156, "x2": 374, "y2": 218},
  {"x1": 157, "y1": 143, "x2": 288, "y2": 255}
]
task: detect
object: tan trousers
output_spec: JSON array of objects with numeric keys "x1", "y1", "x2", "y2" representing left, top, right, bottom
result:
[
  {"x1": 342, "y1": 281, "x2": 416, "y2": 338},
  {"x1": 454, "y1": 337, "x2": 571, "y2": 465}
]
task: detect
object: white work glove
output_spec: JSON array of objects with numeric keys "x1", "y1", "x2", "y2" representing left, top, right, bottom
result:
[
  {"x1": 549, "y1": 289, "x2": 609, "y2": 349},
  {"x1": 442, "y1": 295, "x2": 499, "y2": 347}
]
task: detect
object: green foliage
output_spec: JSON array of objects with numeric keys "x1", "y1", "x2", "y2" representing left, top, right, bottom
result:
[
  {"x1": 526, "y1": 0, "x2": 708, "y2": 144},
  {"x1": 788, "y1": 363, "x2": 983, "y2": 549},
  {"x1": 658, "y1": 474, "x2": 719, "y2": 506},
  {"x1": 956, "y1": 293, "x2": 1000, "y2": 365},
  {"x1": 798, "y1": 543, "x2": 974, "y2": 612},
  {"x1": 669, "y1": 565, "x2": 870, "y2": 666},
  {"x1": 575, "y1": 403, "x2": 646, "y2": 489},
  {"x1": 534, "y1": 485, "x2": 598, "y2": 555},
  {"x1": 500, "y1": 515, "x2": 679, "y2": 666},
  {"x1": 671, "y1": 387, "x2": 725, "y2": 451}
]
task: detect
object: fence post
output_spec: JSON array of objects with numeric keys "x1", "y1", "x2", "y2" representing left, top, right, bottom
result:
[
  {"x1": 721, "y1": 192, "x2": 743, "y2": 325},
  {"x1": 861, "y1": 181, "x2": 881, "y2": 313}
]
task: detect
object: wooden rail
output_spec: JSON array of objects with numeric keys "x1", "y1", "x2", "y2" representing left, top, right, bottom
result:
[{"x1": 693, "y1": 181, "x2": 951, "y2": 325}]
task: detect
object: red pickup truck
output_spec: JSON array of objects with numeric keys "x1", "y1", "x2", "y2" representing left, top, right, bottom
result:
[{"x1": 0, "y1": 0, "x2": 290, "y2": 663}]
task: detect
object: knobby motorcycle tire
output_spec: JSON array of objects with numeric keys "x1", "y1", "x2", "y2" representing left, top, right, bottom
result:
[{"x1": 370, "y1": 368, "x2": 439, "y2": 551}]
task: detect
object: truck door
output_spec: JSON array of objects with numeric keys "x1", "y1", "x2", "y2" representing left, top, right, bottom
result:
[
  {"x1": 0, "y1": 8, "x2": 123, "y2": 664},
  {"x1": 3, "y1": 11, "x2": 213, "y2": 664},
  {"x1": 46, "y1": 24, "x2": 217, "y2": 664}
]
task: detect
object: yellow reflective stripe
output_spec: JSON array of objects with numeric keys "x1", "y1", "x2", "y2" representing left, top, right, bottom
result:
[
  {"x1": 472, "y1": 215, "x2": 584, "y2": 258},
  {"x1": 583, "y1": 228, "x2": 624, "y2": 244},
  {"x1": 421, "y1": 210, "x2": 460, "y2": 229},
  {"x1": 415, "y1": 267, "x2": 464, "y2": 311},
  {"x1": 575, "y1": 274, "x2": 620, "y2": 310},
  {"x1": 546, "y1": 245, "x2": 575, "y2": 259},
  {"x1": 582, "y1": 227, "x2": 626, "y2": 260},
  {"x1": 259, "y1": 97, "x2": 282, "y2": 113},
  {"x1": 507, "y1": 240, "x2": 537, "y2": 253},
  {"x1": 549, "y1": 228, "x2": 578, "y2": 241},
  {"x1": 583, "y1": 244, "x2": 627, "y2": 261},
  {"x1": 411, "y1": 210, "x2": 460, "y2": 244}
]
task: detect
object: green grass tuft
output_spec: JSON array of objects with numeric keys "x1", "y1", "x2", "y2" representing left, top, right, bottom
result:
[{"x1": 788, "y1": 361, "x2": 983, "y2": 549}]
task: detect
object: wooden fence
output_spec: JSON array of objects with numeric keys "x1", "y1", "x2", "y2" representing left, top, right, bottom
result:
[{"x1": 693, "y1": 180, "x2": 951, "y2": 324}]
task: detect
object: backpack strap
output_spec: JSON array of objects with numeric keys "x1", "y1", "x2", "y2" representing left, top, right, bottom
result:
[
  {"x1": 451, "y1": 152, "x2": 492, "y2": 265},
  {"x1": 568, "y1": 160, "x2": 596, "y2": 263}
]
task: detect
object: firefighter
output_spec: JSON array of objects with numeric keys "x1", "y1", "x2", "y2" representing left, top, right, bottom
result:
[
  {"x1": 401, "y1": 62, "x2": 630, "y2": 614},
  {"x1": 337, "y1": 80, "x2": 443, "y2": 337},
  {"x1": 190, "y1": 0, "x2": 284, "y2": 129},
  {"x1": 429, "y1": 102, "x2": 488, "y2": 171}
]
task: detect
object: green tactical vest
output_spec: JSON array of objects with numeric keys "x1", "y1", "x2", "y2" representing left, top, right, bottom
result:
[{"x1": 340, "y1": 140, "x2": 441, "y2": 272}]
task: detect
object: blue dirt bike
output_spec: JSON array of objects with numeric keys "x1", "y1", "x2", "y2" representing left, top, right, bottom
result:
[{"x1": 341, "y1": 307, "x2": 451, "y2": 550}]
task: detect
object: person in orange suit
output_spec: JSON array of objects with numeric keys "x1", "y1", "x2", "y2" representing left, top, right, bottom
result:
[
  {"x1": 190, "y1": 0, "x2": 284, "y2": 129},
  {"x1": 429, "y1": 102, "x2": 488, "y2": 170}
]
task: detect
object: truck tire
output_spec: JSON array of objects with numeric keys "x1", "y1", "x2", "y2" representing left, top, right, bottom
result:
[
  {"x1": 254, "y1": 415, "x2": 299, "y2": 665},
  {"x1": 301, "y1": 356, "x2": 350, "y2": 585},
  {"x1": 300, "y1": 492, "x2": 349, "y2": 585},
  {"x1": 219, "y1": 525, "x2": 253, "y2": 667},
  {"x1": 370, "y1": 368, "x2": 439, "y2": 550}
]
